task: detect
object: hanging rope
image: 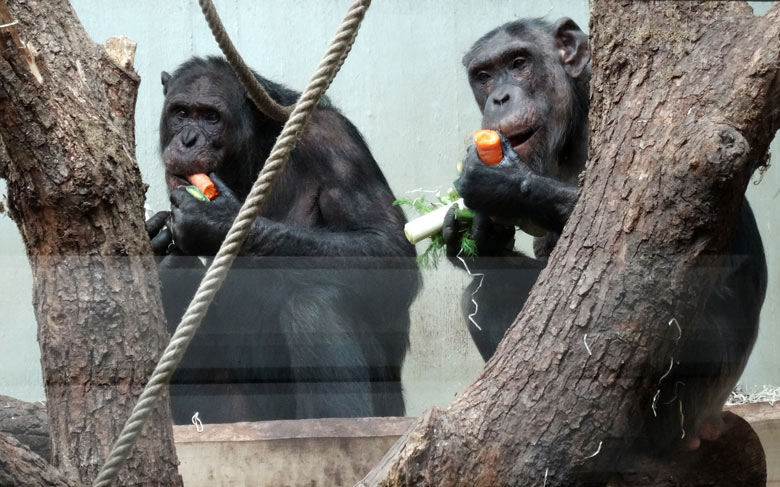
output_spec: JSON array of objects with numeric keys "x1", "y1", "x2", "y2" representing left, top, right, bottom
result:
[
  {"x1": 92, "y1": 1, "x2": 371, "y2": 485},
  {"x1": 198, "y1": 0, "x2": 292, "y2": 121}
]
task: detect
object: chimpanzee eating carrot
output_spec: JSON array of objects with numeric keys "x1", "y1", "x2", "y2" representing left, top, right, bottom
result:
[
  {"x1": 146, "y1": 56, "x2": 419, "y2": 424},
  {"x1": 444, "y1": 17, "x2": 766, "y2": 453}
]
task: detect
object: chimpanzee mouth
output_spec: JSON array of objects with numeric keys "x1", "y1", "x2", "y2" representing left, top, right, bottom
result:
[
  {"x1": 508, "y1": 127, "x2": 538, "y2": 150},
  {"x1": 165, "y1": 173, "x2": 191, "y2": 190}
]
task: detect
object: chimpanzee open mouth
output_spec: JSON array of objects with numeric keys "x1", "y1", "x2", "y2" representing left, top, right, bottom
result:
[
  {"x1": 165, "y1": 173, "x2": 192, "y2": 189},
  {"x1": 508, "y1": 127, "x2": 538, "y2": 149}
]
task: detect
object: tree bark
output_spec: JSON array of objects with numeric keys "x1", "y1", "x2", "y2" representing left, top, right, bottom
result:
[
  {"x1": 360, "y1": 2, "x2": 780, "y2": 486},
  {"x1": 0, "y1": 395, "x2": 50, "y2": 462},
  {"x1": 0, "y1": 433, "x2": 75, "y2": 487},
  {"x1": 0, "y1": 0, "x2": 181, "y2": 485}
]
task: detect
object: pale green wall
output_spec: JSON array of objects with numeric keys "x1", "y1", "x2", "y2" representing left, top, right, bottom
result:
[{"x1": 0, "y1": 1, "x2": 776, "y2": 417}]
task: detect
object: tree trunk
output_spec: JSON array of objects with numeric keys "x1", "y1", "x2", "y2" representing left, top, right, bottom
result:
[
  {"x1": 0, "y1": 0, "x2": 181, "y2": 485},
  {"x1": 360, "y1": 2, "x2": 780, "y2": 486}
]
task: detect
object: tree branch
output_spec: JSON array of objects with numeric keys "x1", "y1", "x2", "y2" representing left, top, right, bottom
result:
[
  {"x1": 0, "y1": 433, "x2": 75, "y2": 487},
  {"x1": 0, "y1": 395, "x2": 50, "y2": 462}
]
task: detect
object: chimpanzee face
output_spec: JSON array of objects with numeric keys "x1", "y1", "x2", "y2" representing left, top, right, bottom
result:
[
  {"x1": 159, "y1": 75, "x2": 233, "y2": 193},
  {"x1": 464, "y1": 19, "x2": 589, "y2": 177}
]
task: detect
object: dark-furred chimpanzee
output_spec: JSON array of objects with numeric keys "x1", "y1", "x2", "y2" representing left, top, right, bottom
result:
[
  {"x1": 444, "y1": 18, "x2": 767, "y2": 452},
  {"x1": 145, "y1": 56, "x2": 420, "y2": 424}
]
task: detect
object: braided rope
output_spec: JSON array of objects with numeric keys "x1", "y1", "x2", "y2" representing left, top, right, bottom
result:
[
  {"x1": 92, "y1": 1, "x2": 371, "y2": 485},
  {"x1": 199, "y1": 0, "x2": 292, "y2": 121}
]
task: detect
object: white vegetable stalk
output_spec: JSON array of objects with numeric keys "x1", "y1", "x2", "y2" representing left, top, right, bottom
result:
[{"x1": 404, "y1": 198, "x2": 464, "y2": 244}]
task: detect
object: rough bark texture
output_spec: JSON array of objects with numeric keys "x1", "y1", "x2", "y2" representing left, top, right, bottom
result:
[
  {"x1": 0, "y1": 395, "x2": 50, "y2": 462},
  {"x1": 0, "y1": 433, "x2": 75, "y2": 487},
  {"x1": 359, "y1": 2, "x2": 780, "y2": 486},
  {"x1": 0, "y1": 0, "x2": 181, "y2": 485}
]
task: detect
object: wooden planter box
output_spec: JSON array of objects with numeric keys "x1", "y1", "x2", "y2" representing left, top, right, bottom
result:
[{"x1": 173, "y1": 416, "x2": 415, "y2": 486}]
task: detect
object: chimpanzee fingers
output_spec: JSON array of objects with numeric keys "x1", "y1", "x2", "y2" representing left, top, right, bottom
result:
[
  {"x1": 496, "y1": 131, "x2": 514, "y2": 157},
  {"x1": 461, "y1": 144, "x2": 483, "y2": 173},
  {"x1": 470, "y1": 213, "x2": 491, "y2": 250},
  {"x1": 166, "y1": 205, "x2": 191, "y2": 255},
  {"x1": 496, "y1": 131, "x2": 526, "y2": 168},
  {"x1": 207, "y1": 173, "x2": 239, "y2": 202},
  {"x1": 169, "y1": 185, "x2": 200, "y2": 208},
  {"x1": 145, "y1": 210, "x2": 170, "y2": 238},
  {"x1": 442, "y1": 206, "x2": 462, "y2": 257},
  {"x1": 150, "y1": 227, "x2": 173, "y2": 255},
  {"x1": 471, "y1": 213, "x2": 515, "y2": 257}
]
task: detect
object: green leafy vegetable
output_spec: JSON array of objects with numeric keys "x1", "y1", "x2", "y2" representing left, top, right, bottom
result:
[{"x1": 395, "y1": 188, "x2": 477, "y2": 269}]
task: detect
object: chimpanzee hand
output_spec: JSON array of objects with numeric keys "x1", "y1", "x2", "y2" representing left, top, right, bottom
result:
[
  {"x1": 168, "y1": 173, "x2": 242, "y2": 256},
  {"x1": 457, "y1": 132, "x2": 534, "y2": 218},
  {"x1": 146, "y1": 210, "x2": 174, "y2": 256},
  {"x1": 442, "y1": 206, "x2": 515, "y2": 258}
]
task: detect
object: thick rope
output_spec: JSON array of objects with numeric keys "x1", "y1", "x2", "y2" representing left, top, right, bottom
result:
[
  {"x1": 199, "y1": 0, "x2": 292, "y2": 121},
  {"x1": 92, "y1": 1, "x2": 371, "y2": 485}
]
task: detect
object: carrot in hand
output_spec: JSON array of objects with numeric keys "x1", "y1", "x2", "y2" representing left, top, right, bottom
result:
[
  {"x1": 404, "y1": 131, "x2": 504, "y2": 245},
  {"x1": 473, "y1": 129, "x2": 503, "y2": 166},
  {"x1": 187, "y1": 173, "x2": 219, "y2": 200}
]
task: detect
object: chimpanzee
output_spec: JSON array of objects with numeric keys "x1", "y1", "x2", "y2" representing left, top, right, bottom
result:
[
  {"x1": 444, "y1": 17, "x2": 767, "y2": 452},
  {"x1": 145, "y1": 56, "x2": 419, "y2": 424}
]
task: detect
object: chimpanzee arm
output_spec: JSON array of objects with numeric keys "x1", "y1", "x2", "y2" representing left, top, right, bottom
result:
[
  {"x1": 243, "y1": 219, "x2": 412, "y2": 258},
  {"x1": 168, "y1": 178, "x2": 413, "y2": 258},
  {"x1": 246, "y1": 111, "x2": 416, "y2": 259},
  {"x1": 242, "y1": 168, "x2": 414, "y2": 258},
  {"x1": 166, "y1": 113, "x2": 415, "y2": 259},
  {"x1": 146, "y1": 210, "x2": 173, "y2": 256}
]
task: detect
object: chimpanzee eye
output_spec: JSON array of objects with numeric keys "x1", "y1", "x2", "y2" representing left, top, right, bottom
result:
[
  {"x1": 204, "y1": 110, "x2": 220, "y2": 124},
  {"x1": 512, "y1": 57, "x2": 527, "y2": 69},
  {"x1": 476, "y1": 71, "x2": 491, "y2": 83},
  {"x1": 176, "y1": 108, "x2": 189, "y2": 119}
]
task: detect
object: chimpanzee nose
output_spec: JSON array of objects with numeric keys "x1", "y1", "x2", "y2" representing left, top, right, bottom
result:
[
  {"x1": 181, "y1": 128, "x2": 199, "y2": 147},
  {"x1": 492, "y1": 93, "x2": 510, "y2": 105}
]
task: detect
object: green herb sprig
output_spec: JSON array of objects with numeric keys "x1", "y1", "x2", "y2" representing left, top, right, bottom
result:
[{"x1": 395, "y1": 188, "x2": 477, "y2": 269}]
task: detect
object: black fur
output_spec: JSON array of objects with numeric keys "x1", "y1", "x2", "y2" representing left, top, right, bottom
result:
[
  {"x1": 445, "y1": 18, "x2": 767, "y2": 451},
  {"x1": 147, "y1": 56, "x2": 419, "y2": 423}
]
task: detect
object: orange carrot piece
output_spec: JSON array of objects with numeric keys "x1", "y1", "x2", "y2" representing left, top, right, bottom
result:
[
  {"x1": 187, "y1": 173, "x2": 219, "y2": 200},
  {"x1": 473, "y1": 129, "x2": 503, "y2": 166}
]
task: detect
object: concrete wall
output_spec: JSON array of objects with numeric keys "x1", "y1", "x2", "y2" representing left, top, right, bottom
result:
[{"x1": 0, "y1": 1, "x2": 777, "y2": 418}]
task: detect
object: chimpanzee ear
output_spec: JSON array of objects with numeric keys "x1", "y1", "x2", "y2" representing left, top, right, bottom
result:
[
  {"x1": 161, "y1": 71, "x2": 172, "y2": 95},
  {"x1": 552, "y1": 17, "x2": 590, "y2": 78}
]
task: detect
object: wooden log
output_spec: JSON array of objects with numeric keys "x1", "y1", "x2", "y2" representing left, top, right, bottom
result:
[
  {"x1": 0, "y1": 395, "x2": 50, "y2": 462},
  {"x1": 0, "y1": 433, "x2": 74, "y2": 487}
]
